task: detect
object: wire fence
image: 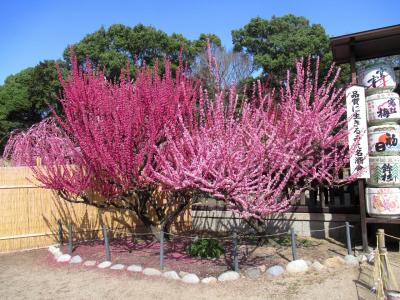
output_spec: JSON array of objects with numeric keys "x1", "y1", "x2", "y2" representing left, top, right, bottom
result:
[
  {"x1": 57, "y1": 220, "x2": 355, "y2": 274},
  {"x1": 384, "y1": 233, "x2": 400, "y2": 242},
  {"x1": 382, "y1": 232, "x2": 400, "y2": 269}
]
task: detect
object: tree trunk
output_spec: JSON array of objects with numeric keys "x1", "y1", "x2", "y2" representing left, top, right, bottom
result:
[
  {"x1": 243, "y1": 217, "x2": 268, "y2": 246},
  {"x1": 57, "y1": 189, "x2": 192, "y2": 242}
]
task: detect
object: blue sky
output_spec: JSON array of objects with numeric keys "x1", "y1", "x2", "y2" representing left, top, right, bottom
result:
[{"x1": 1, "y1": 0, "x2": 399, "y2": 84}]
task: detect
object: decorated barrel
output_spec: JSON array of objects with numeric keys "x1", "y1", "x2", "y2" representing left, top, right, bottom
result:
[
  {"x1": 368, "y1": 124, "x2": 400, "y2": 156},
  {"x1": 367, "y1": 156, "x2": 400, "y2": 187},
  {"x1": 366, "y1": 92, "x2": 400, "y2": 125},
  {"x1": 366, "y1": 187, "x2": 400, "y2": 218},
  {"x1": 358, "y1": 63, "x2": 396, "y2": 96}
]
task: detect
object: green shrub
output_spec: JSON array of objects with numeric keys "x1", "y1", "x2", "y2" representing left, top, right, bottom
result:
[{"x1": 188, "y1": 239, "x2": 224, "y2": 258}]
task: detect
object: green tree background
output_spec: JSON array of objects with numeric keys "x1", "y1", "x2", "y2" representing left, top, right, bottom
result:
[
  {"x1": 0, "y1": 15, "x2": 350, "y2": 151},
  {"x1": 232, "y1": 15, "x2": 350, "y2": 85}
]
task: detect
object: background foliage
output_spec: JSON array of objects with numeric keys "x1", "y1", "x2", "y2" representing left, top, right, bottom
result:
[
  {"x1": 0, "y1": 15, "x2": 349, "y2": 151},
  {"x1": 232, "y1": 14, "x2": 350, "y2": 85}
]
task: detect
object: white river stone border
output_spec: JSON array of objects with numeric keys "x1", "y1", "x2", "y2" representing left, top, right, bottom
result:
[{"x1": 48, "y1": 245, "x2": 362, "y2": 284}]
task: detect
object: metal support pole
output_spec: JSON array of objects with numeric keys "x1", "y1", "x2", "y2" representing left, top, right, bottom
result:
[
  {"x1": 232, "y1": 232, "x2": 239, "y2": 272},
  {"x1": 68, "y1": 223, "x2": 73, "y2": 256},
  {"x1": 102, "y1": 224, "x2": 111, "y2": 262},
  {"x1": 160, "y1": 230, "x2": 164, "y2": 270},
  {"x1": 58, "y1": 219, "x2": 63, "y2": 246},
  {"x1": 290, "y1": 227, "x2": 298, "y2": 261},
  {"x1": 345, "y1": 221, "x2": 352, "y2": 255}
]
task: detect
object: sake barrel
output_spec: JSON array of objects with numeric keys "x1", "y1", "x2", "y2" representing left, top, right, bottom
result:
[
  {"x1": 366, "y1": 187, "x2": 400, "y2": 218},
  {"x1": 358, "y1": 63, "x2": 396, "y2": 96},
  {"x1": 368, "y1": 124, "x2": 400, "y2": 156},
  {"x1": 366, "y1": 92, "x2": 400, "y2": 125},
  {"x1": 367, "y1": 156, "x2": 400, "y2": 187}
]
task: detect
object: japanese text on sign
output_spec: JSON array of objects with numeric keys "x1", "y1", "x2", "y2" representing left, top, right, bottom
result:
[{"x1": 346, "y1": 85, "x2": 370, "y2": 178}]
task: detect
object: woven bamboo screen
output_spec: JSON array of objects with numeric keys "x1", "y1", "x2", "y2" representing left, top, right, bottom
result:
[{"x1": 0, "y1": 166, "x2": 191, "y2": 252}]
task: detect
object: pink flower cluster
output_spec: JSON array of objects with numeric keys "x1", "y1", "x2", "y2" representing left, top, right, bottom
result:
[
  {"x1": 150, "y1": 57, "x2": 355, "y2": 219},
  {"x1": 3, "y1": 53, "x2": 357, "y2": 220}
]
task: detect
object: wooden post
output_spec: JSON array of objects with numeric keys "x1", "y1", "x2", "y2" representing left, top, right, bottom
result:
[
  {"x1": 376, "y1": 228, "x2": 389, "y2": 295},
  {"x1": 349, "y1": 38, "x2": 369, "y2": 252},
  {"x1": 377, "y1": 228, "x2": 386, "y2": 251},
  {"x1": 358, "y1": 179, "x2": 369, "y2": 252},
  {"x1": 350, "y1": 37, "x2": 357, "y2": 85}
]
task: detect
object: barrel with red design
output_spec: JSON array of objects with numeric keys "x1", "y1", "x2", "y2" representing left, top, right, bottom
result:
[{"x1": 368, "y1": 124, "x2": 400, "y2": 156}]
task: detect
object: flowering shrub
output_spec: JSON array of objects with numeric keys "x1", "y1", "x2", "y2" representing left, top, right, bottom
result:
[
  {"x1": 3, "y1": 50, "x2": 356, "y2": 234},
  {"x1": 151, "y1": 56, "x2": 357, "y2": 231}
]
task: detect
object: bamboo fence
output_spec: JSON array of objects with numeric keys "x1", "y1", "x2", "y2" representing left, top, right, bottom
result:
[{"x1": 0, "y1": 166, "x2": 191, "y2": 252}]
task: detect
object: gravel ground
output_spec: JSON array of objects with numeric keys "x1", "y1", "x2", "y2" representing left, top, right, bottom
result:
[{"x1": 2, "y1": 246, "x2": 395, "y2": 300}]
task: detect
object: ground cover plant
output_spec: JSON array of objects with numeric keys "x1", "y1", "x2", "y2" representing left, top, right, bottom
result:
[{"x1": 188, "y1": 238, "x2": 225, "y2": 259}]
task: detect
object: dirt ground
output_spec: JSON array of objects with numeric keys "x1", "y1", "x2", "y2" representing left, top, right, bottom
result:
[
  {"x1": 2, "y1": 245, "x2": 399, "y2": 300},
  {"x1": 56, "y1": 236, "x2": 352, "y2": 278}
]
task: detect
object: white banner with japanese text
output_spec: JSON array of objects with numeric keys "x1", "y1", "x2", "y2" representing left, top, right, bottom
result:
[{"x1": 346, "y1": 85, "x2": 370, "y2": 178}]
